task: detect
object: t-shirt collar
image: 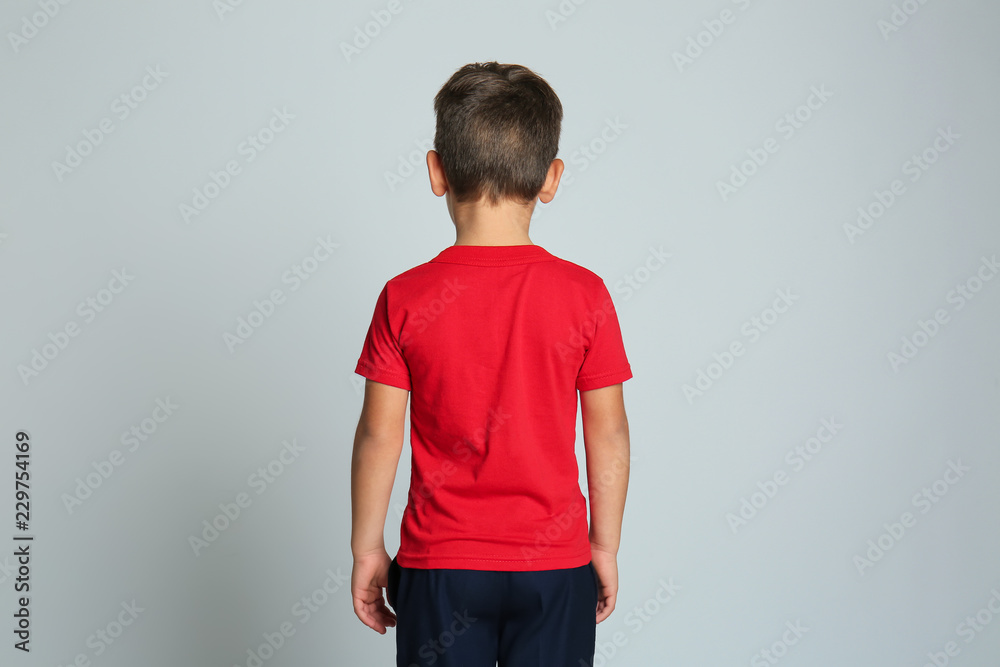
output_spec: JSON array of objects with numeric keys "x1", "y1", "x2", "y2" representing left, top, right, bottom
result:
[{"x1": 429, "y1": 244, "x2": 555, "y2": 267}]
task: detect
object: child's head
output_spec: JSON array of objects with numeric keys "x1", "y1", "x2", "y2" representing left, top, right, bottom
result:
[{"x1": 431, "y1": 62, "x2": 563, "y2": 208}]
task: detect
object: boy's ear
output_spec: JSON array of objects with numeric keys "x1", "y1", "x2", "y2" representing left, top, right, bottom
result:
[
  {"x1": 537, "y1": 158, "x2": 565, "y2": 204},
  {"x1": 427, "y1": 150, "x2": 449, "y2": 197}
]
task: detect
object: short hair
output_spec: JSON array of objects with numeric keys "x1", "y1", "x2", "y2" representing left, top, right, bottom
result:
[{"x1": 433, "y1": 62, "x2": 563, "y2": 206}]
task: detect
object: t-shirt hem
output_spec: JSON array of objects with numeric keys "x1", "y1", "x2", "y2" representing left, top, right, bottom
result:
[
  {"x1": 395, "y1": 549, "x2": 592, "y2": 571},
  {"x1": 355, "y1": 360, "x2": 411, "y2": 391},
  {"x1": 577, "y1": 366, "x2": 633, "y2": 391}
]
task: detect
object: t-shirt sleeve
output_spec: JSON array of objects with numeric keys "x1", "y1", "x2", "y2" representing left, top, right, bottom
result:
[
  {"x1": 355, "y1": 282, "x2": 412, "y2": 391},
  {"x1": 576, "y1": 280, "x2": 633, "y2": 391}
]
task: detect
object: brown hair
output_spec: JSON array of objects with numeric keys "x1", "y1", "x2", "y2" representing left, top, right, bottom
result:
[{"x1": 433, "y1": 62, "x2": 563, "y2": 206}]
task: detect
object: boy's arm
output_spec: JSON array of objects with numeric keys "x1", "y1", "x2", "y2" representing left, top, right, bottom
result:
[
  {"x1": 351, "y1": 379, "x2": 409, "y2": 557},
  {"x1": 581, "y1": 382, "x2": 630, "y2": 554},
  {"x1": 581, "y1": 382, "x2": 630, "y2": 623}
]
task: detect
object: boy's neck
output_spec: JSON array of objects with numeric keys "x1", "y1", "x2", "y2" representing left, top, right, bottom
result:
[{"x1": 450, "y1": 196, "x2": 536, "y2": 247}]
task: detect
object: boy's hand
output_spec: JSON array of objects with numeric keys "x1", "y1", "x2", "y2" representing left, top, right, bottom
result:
[
  {"x1": 351, "y1": 549, "x2": 397, "y2": 634},
  {"x1": 590, "y1": 546, "x2": 619, "y2": 623}
]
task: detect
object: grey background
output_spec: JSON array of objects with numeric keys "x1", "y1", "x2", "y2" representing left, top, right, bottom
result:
[{"x1": 2, "y1": 0, "x2": 999, "y2": 665}]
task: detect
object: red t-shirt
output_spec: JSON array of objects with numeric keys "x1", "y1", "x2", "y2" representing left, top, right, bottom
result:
[{"x1": 354, "y1": 244, "x2": 632, "y2": 571}]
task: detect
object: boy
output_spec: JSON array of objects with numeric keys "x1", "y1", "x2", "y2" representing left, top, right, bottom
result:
[{"x1": 351, "y1": 62, "x2": 632, "y2": 667}]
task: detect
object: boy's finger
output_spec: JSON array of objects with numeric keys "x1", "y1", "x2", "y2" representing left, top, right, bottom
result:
[
  {"x1": 354, "y1": 597, "x2": 386, "y2": 633},
  {"x1": 377, "y1": 607, "x2": 398, "y2": 627},
  {"x1": 596, "y1": 594, "x2": 616, "y2": 623},
  {"x1": 362, "y1": 610, "x2": 388, "y2": 634}
]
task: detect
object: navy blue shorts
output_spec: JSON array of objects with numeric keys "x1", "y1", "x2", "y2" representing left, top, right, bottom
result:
[{"x1": 386, "y1": 556, "x2": 599, "y2": 667}]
